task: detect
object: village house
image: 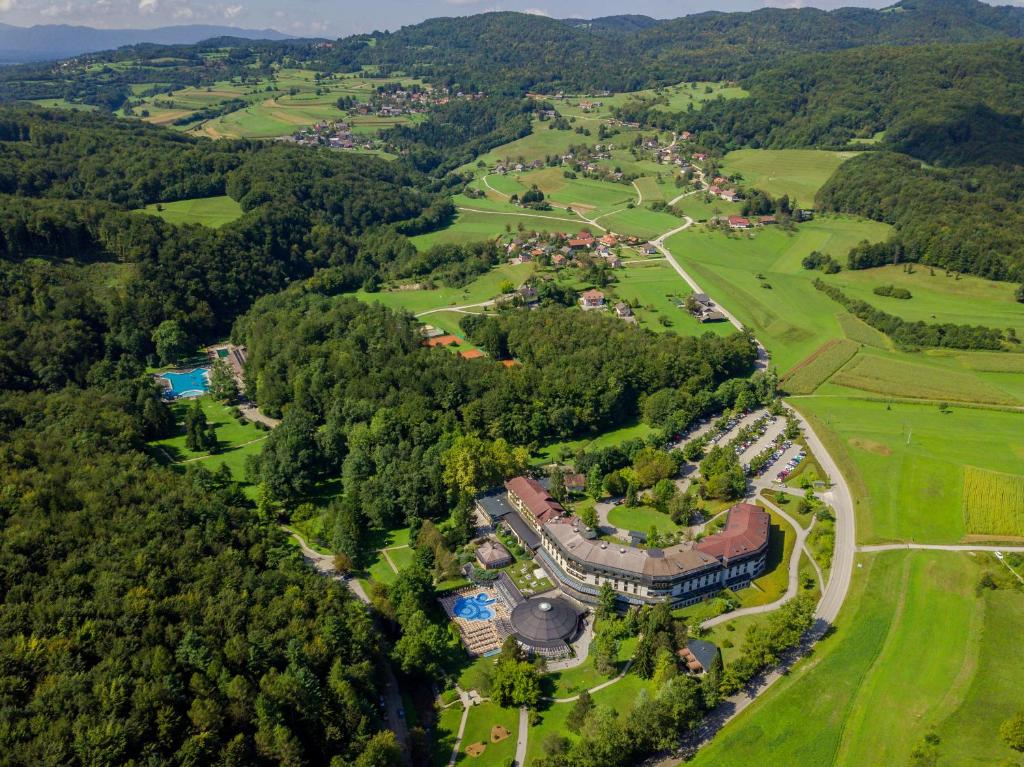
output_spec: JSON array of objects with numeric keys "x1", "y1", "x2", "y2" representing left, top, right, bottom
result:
[
  {"x1": 728, "y1": 215, "x2": 751, "y2": 229},
  {"x1": 614, "y1": 302, "x2": 634, "y2": 319},
  {"x1": 605, "y1": 253, "x2": 622, "y2": 268},
  {"x1": 563, "y1": 473, "x2": 587, "y2": 494},
  {"x1": 642, "y1": 243, "x2": 659, "y2": 255},
  {"x1": 579, "y1": 289, "x2": 606, "y2": 309}
]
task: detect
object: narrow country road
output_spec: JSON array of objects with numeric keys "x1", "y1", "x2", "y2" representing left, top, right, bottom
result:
[
  {"x1": 858, "y1": 543, "x2": 1024, "y2": 553},
  {"x1": 286, "y1": 528, "x2": 410, "y2": 762},
  {"x1": 699, "y1": 494, "x2": 812, "y2": 629}
]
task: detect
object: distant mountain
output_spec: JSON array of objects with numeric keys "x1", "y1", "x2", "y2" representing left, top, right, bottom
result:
[
  {"x1": 560, "y1": 15, "x2": 661, "y2": 33},
  {"x1": 0, "y1": 23, "x2": 290, "y2": 63}
]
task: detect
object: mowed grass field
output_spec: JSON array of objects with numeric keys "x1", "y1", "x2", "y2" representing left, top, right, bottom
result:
[
  {"x1": 610, "y1": 262, "x2": 737, "y2": 338},
  {"x1": 690, "y1": 550, "x2": 1024, "y2": 767},
  {"x1": 149, "y1": 396, "x2": 266, "y2": 497},
  {"x1": 665, "y1": 215, "x2": 893, "y2": 373},
  {"x1": 354, "y1": 261, "x2": 535, "y2": 316},
  {"x1": 823, "y1": 263, "x2": 1024, "y2": 337},
  {"x1": 718, "y1": 149, "x2": 859, "y2": 205},
  {"x1": 140, "y1": 195, "x2": 243, "y2": 228},
  {"x1": 794, "y1": 396, "x2": 1024, "y2": 543}
]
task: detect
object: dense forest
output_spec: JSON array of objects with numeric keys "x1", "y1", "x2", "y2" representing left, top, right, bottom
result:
[
  {"x1": 817, "y1": 153, "x2": 1024, "y2": 282},
  {"x1": 0, "y1": 107, "x2": 472, "y2": 391},
  {"x1": 235, "y1": 291, "x2": 757, "y2": 528},
  {"x1": 0, "y1": 385, "x2": 402, "y2": 766}
]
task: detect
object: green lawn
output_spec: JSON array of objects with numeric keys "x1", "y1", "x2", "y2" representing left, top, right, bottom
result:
[
  {"x1": 793, "y1": 396, "x2": 1024, "y2": 543},
  {"x1": 431, "y1": 704, "x2": 465, "y2": 767},
  {"x1": 598, "y1": 205, "x2": 684, "y2": 239},
  {"x1": 664, "y1": 215, "x2": 894, "y2": 374},
  {"x1": 718, "y1": 149, "x2": 859, "y2": 206},
  {"x1": 149, "y1": 396, "x2": 264, "y2": 466},
  {"x1": 821, "y1": 263, "x2": 1024, "y2": 337},
  {"x1": 607, "y1": 505, "x2": 680, "y2": 535},
  {"x1": 690, "y1": 550, "x2": 1024, "y2": 767},
  {"x1": 458, "y1": 701, "x2": 518, "y2": 765},
  {"x1": 610, "y1": 261, "x2": 736, "y2": 337},
  {"x1": 354, "y1": 262, "x2": 535, "y2": 316},
  {"x1": 141, "y1": 195, "x2": 243, "y2": 228},
  {"x1": 535, "y1": 420, "x2": 656, "y2": 464}
]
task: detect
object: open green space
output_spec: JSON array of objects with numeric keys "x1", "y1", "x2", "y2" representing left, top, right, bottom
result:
[
  {"x1": 611, "y1": 262, "x2": 736, "y2": 337},
  {"x1": 665, "y1": 215, "x2": 894, "y2": 374},
  {"x1": 140, "y1": 195, "x2": 243, "y2": 228},
  {"x1": 354, "y1": 261, "x2": 534, "y2": 318},
  {"x1": 535, "y1": 420, "x2": 656, "y2": 464},
  {"x1": 822, "y1": 263, "x2": 1024, "y2": 337},
  {"x1": 148, "y1": 396, "x2": 266, "y2": 494},
  {"x1": 410, "y1": 208, "x2": 580, "y2": 249},
  {"x1": 430, "y1": 703, "x2": 464, "y2": 767},
  {"x1": 458, "y1": 701, "x2": 518, "y2": 764},
  {"x1": 607, "y1": 505, "x2": 680, "y2": 534},
  {"x1": 690, "y1": 550, "x2": 1024, "y2": 767},
  {"x1": 718, "y1": 149, "x2": 859, "y2": 206},
  {"x1": 794, "y1": 396, "x2": 1024, "y2": 543}
]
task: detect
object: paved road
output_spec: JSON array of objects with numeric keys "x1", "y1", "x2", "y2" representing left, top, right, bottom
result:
[
  {"x1": 699, "y1": 494, "x2": 811, "y2": 629},
  {"x1": 858, "y1": 543, "x2": 1024, "y2": 553},
  {"x1": 652, "y1": 222, "x2": 769, "y2": 370},
  {"x1": 287, "y1": 529, "x2": 409, "y2": 761},
  {"x1": 786, "y1": 405, "x2": 856, "y2": 627},
  {"x1": 515, "y1": 707, "x2": 529, "y2": 766}
]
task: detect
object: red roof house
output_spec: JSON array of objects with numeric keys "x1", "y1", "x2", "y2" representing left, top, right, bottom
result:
[
  {"x1": 727, "y1": 216, "x2": 751, "y2": 229},
  {"x1": 696, "y1": 503, "x2": 770, "y2": 562},
  {"x1": 505, "y1": 476, "x2": 564, "y2": 526}
]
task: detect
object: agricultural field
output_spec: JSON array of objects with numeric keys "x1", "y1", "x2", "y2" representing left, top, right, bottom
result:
[
  {"x1": 690, "y1": 550, "x2": 1024, "y2": 767},
  {"x1": 962, "y1": 466, "x2": 1024, "y2": 538},
  {"x1": 794, "y1": 396, "x2": 1024, "y2": 543},
  {"x1": 665, "y1": 215, "x2": 893, "y2": 373},
  {"x1": 140, "y1": 195, "x2": 244, "y2": 228},
  {"x1": 410, "y1": 207, "x2": 582, "y2": 249},
  {"x1": 780, "y1": 338, "x2": 860, "y2": 395},
  {"x1": 122, "y1": 68, "x2": 427, "y2": 139},
  {"x1": 718, "y1": 149, "x2": 859, "y2": 205},
  {"x1": 826, "y1": 350, "x2": 1021, "y2": 406},
  {"x1": 822, "y1": 263, "x2": 1024, "y2": 337},
  {"x1": 549, "y1": 80, "x2": 747, "y2": 121}
]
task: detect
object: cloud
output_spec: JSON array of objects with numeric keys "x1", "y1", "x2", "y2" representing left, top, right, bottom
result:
[
  {"x1": 524, "y1": 7, "x2": 550, "y2": 14},
  {"x1": 137, "y1": 0, "x2": 157, "y2": 12},
  {"x1": 0, "y1": 0, "x2": 15, "y2": 12},
  {"x1": 223, "y1": 3, "x2": 242, "y2": 18}
]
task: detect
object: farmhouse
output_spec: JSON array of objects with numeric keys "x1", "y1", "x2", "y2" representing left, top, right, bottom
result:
[
  {"x1": 579, "y1": 289, "x2": 606, "y2": 309},
  {"x1": 728, "y1": 216, "x2": 751, "y2": 229},
  {"x1": 699, "y1": 307, "x2": 728, "y2": 323},
  {"x1": 614, "y1": 302, "x2": 635, "y2": 320},
  {"x1": 563, "y1": 473, "x2": 586, "y2": 494}
]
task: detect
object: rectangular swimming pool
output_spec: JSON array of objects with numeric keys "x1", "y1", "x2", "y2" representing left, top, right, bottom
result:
[{"x1": 157, "y1": 367, "x2": 210, "y2": 399}]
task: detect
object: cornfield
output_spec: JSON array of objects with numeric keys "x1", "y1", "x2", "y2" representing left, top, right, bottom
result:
[{"x1": 963, "y1": 466, "x2": 1024, "y2": 537}]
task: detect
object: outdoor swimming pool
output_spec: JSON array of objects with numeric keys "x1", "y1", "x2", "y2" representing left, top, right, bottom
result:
[
  {"x1": 158, "y1": 367, "x2": 210, "y2": 399},
  {"x1": 453, "y1": 592, "x2": 496, "y2": 621}
]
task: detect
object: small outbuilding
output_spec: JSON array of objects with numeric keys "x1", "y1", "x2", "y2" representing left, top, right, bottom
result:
[{"x1": 475, "y1": 540, "x2": 513, "y2": 569}]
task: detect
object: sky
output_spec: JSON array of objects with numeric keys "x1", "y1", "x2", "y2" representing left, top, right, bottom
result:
[{"x1": 0, "y1": 0, "x2": 1013, "y2": 36}]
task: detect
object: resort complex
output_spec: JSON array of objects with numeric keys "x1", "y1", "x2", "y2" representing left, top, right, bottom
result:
[{"x1": 478, "y1": 477, "x2": 771, "y2": 609}]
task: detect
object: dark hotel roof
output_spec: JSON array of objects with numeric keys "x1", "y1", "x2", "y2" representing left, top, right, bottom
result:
[{"x1": 510, "y1": 597, "x2": 580, "y2": 644}]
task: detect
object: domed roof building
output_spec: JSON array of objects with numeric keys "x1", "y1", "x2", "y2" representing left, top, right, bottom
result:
[{"x1": 507, "y1": 596, "x2": 581, "y2": 656}]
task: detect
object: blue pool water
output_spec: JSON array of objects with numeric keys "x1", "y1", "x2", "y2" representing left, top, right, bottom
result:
[
  {"x1": 453, "y1": 592, "x2": 496, "y2": 621},
  {"x1": 159, "y1": 367, "x2": 210, "y2": 399}
]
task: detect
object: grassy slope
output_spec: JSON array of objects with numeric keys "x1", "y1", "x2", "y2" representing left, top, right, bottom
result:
[
  {"x1": 354, "y1": 262, "x2": 535, "y2": 315},
  {"x1": 609, "y1": 262, "x2": 736, "y2": 338},
  {"x1": 140, "y1": 195, "x2": 243, "y2": 228},
  {"x1": 794, "y1": 397, "x2": 1024, "y2": 544},
  {"x1": 719, "y1": 149, "x2": 859, "y2": 205},
  {"x1": 665, "y1": 216, "x2": 893, "y2": 374},
  {"x1": 690, "y1": 551, "x2": 1024, "y2": 767}
]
